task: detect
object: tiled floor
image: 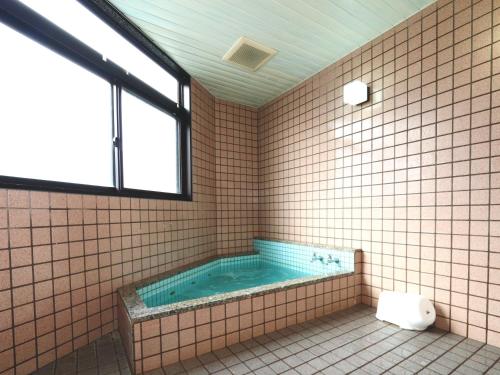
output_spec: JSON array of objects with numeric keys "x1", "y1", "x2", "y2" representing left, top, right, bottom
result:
[
  {"x1": 34, "y1": 305, "x2": 500, "y2": 375},
  {"x1": 33, "y1": 333, "x2": 131, "y2": 375}
]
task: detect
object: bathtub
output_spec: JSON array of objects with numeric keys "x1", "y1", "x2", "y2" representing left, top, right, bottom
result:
[{"x1": 118, "y1": 239, "x2": 361, "y2": 374}]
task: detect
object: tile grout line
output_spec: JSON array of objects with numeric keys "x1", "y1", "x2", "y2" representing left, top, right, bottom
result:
[
  {"x1": 213, "y1": 311, "x2": 388, "y2": 373},
  {"x1": 34, "y1": 306, "x2": 500, "y2": 375},
  {"x1": 114, "y1": 333, "x2": 130, "y2": 375},
  {"x1": 196, "y1": 308, "x2": 379, "y2": 373},
  {"x1": 445, "y1": 342, "x2": 486, "y2": 374},
  {"x1": 200, "y1": 314, "x2": 435, "y2": 375},
  {"x1": 328, "y1": 326, "x2": 431, "y2": 374},
  {"x1": 375, "y1": 329, "x2": 450, "y2": 373},
  {"x1": 486, "y1": 0, "x2": 494, "y2": 348},
  {"x1": 484, "y1": 351, "x2": 500, "y2": 374},
  {"x1": 5, "y1": 195, "x2": 16, "y2": 374},
  {"x1": 415, "y1": 335, "x2": 467, "y2": 374}
]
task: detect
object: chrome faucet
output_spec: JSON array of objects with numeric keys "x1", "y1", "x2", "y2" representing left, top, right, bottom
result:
[
  {"x1": 326, "y1": 254, "x2": 340, "y2": 265},
  {"x1": 311, "y1": 253, "x2": 340, "y2": 265},
  {"x1": 311, "y1": 252, "x2": 324, "y2": 263}
]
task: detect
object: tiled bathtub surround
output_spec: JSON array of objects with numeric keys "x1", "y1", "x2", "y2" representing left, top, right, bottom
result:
[
  {"x1": 117, "y1": 243, "x2": 361, "y2": 373},
  {"x1": 258, "y1": 0, "x2": 500, "y2": 347},
  {"x1": 254, "y1": 239, "x2": 355, "y2": 274},
  {"x1": 137, "y1": 255, "x2": 261, "y2": 307},
  {"x1": 0, "y1": 81, "x2": 218, "y2": 375},
  {"x1": 122, "y1": 274, "x2": 361, "y2": 374},
  {"x1": 133, "y1": 240, "x2": 357, "y2": 308}
]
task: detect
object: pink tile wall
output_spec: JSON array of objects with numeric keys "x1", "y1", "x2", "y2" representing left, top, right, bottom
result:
[
  {"x1": 258, "y1": 0, "x2": 500, "y2": 347},
  {"x1": 215, "y1": 100, "x2": 259, "y2": 254},
  {"x1": 5, "y1": 0, "x2": 500, "y2": 373},
  {"x1": 0, "y1": 80, "x2": 218, "y2": 375}
]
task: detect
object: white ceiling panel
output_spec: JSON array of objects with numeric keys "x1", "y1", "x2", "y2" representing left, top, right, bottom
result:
[{"x1": 110, "y1": 0, "x2": 435, "y2": 107}]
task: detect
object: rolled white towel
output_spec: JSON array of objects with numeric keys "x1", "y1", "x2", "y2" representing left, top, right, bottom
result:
[{"x1": 376, "y1": 291, "x2": 436, "y2": 331}]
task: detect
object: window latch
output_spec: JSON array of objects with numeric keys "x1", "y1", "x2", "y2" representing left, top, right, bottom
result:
[{"x1": 113, "y1": 136, "x2": 121, "y2": 147}]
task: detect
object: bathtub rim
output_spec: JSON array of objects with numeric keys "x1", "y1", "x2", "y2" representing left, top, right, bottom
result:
[{"x1": 118, "y1": 247, "x2": 361, "y2": 324}]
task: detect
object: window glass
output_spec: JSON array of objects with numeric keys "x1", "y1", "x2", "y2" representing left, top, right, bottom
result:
[
  {"x1": 20, "y1": 0, "x2": 178, "y2": 102},
  {"x1": 0, "y1": 23, "x2": 114, "y2": 186},
  {"x1": 183, "y1": 85, "x2": 190, "y2": 111},
  {"x1": 121, "y1": 91, "x2": 180, "y2": 193}
]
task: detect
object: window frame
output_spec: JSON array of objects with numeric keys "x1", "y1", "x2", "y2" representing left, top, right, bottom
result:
[{"x1": 0, "y1": 0, "x2": 192, "y2": 200}]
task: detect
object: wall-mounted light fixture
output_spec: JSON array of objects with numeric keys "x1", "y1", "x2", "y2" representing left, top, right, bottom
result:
[{"x1": 343, "y1": 80, "x2": 368, "y2": 106}]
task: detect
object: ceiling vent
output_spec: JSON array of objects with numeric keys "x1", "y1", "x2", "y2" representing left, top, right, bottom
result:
[{"x1": 223, "y1": 37, "x2": 277, "y2": 72}]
